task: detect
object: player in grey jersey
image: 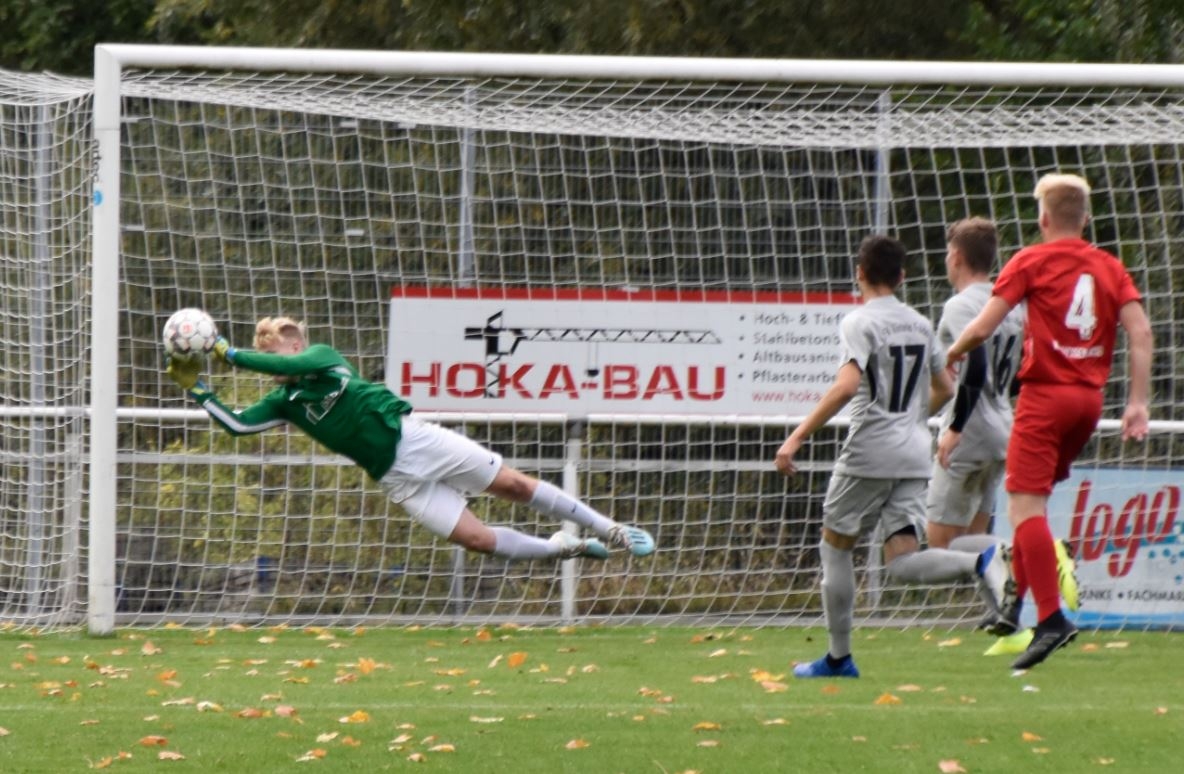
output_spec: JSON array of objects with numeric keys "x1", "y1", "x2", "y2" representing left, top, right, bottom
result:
[
  {"x1": 775, "y1": 235, "x2": 1014, "y2": 678},
  {"x1": 928, "y1": 218, "x2": 1026, "y2": 550},
  {"x1": 930, "y1": 219, "x2": 1078, "y2": 651}
]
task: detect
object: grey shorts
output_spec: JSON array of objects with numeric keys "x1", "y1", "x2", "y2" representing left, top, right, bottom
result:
[
  {"x1": 925, "y1": 458, "x2": 1004, "y2": 528},
  {"x1": 378, "y1": 417, "x2": 503, "y2": 539},
  {"x1": 823, "y1": 474, "x2": 926, "y2": 538}
]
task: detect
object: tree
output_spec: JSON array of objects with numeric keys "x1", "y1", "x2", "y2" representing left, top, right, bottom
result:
[{"x1": 0, "y1": 0, "x2": 156, "y2": 75}]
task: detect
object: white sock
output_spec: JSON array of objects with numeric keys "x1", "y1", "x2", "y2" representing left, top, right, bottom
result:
[
  {"x1": 820, "y1": 541, "x2": 855, "y2": 659},
  {"x1": 490, "y1": 527, "x2": 560, "y2": 560},
  {"x1": 887, "y1": 549, "x2": 978, "y2": 584},
  {"x1": 528, "y1": 480, "x2": 616, "y2": 536}
]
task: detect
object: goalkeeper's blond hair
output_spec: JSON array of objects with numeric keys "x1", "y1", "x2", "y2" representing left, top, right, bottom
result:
[
  {"x1": 254, "y1": 316, "x2": 307, "y2": 350},
  {"x1": 1034, "y1": 173, "x2": 1091, "y2": 231}
]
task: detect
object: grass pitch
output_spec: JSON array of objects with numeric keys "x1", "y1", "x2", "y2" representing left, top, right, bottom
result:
[{"x1": 0, "y1": 624, "x2": 1179, "y2": 773}]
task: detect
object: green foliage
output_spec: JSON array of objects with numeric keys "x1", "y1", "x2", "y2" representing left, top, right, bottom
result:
[
  {"x1": 961, "y1": 0, "x2": 1184, "y2": 62},
  {"x1": 4, "y1": 0, "x2": 1184, "y2": 77},
  {"x1": 0, "y1": 0, "x2": 155, "y2": 74}
]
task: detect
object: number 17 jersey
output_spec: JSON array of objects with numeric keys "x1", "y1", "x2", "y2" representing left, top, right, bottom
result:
[{"x1": 834, "y1": 295, "x2": 946, "y2": 479}]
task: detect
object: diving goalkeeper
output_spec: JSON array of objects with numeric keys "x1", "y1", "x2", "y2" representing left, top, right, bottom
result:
[{"x1": 166, "y1": 316, "x2": 655, "y2": 562}]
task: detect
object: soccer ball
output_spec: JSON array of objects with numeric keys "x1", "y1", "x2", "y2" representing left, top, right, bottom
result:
[{"x1": 162, "y1": 308, "x2": 218, "y2": 358}]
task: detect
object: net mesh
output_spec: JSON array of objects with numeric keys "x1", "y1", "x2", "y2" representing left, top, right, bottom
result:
[
  {"x1": 0, "y1": 70, "x2": 92, "y2": 628},
  {"x1": 3, "y1": 61, "x2": 1182, "y2": 630}
]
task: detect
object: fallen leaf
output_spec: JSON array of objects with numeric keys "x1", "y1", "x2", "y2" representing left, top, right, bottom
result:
[
  {"x1": 338, "y1": 710, "x2": 370, "y2": 724},
  {"x1": 875, "y1": 693, "x2": 902, "y2": 706},
  {"x1": 692, "y1": 722, "x2": 722, "y2": 732},
  {"x1": 565, "y1": 739, "x2": 590, "y2": 750},
  {"x1": 938, "y1": 760, "x2": 967, "y2": 773},
  {"x1": 428, "y1": 744, "x2": 456, "y2": 753},
  {"x1": 158, "y1": 751, "x2": 185, "y2": 761},
  {"x1": 138, "y1": 736, "x2": 168, "y2": 747},
  {"x1": 407, "y1": 753, "x2": 426, "y2": 762},
  {"x1": 140, "y1": 641, "x2": 162, "y2": 656},
  {"x1": 1154, "y1": 707, "x2": 1168, "y2": 715},
  {"x1": 1021, "y1": 731, "x2": 1043, "y2": 742},
  {"x1": 295, "y1": 749, "x2": 326, "y2": 762},
  {"x1": 507, "y1": 652, "x2": 529, "y2": 668},
  {"x1": 316, "y1": 733, "x2": 339, "y2": 743},
  {"x1": 760, "y1": 680, "x2": 788, "y2": 693},
  {"x1": 469, "y1": 716, "x2": 504, "y2": 724},
  {"x1": 275, "y1": 705, "x2": 298, "y2": 718},
  {"x1": 896, "y1": 684, "x2": 923, "y2": 692},
  {"x1": 1104, "y1": 641, "x2": 1129, "y2": 649},
  {"x1": 1095, "y1": 758, "x2": 1116, "y2": 766},
  {"x1": 696, "y1": 740, "x2": 720, "y2": 748},
  {"x1": 937, "y1": 638, "x2": 962, "y2": 648},
  {"x1": 820, "y1": 684, "x2": 841, "y2": 695},
  {"x1": 762, "y1": 718, "x2": 789, "y2": 726}
]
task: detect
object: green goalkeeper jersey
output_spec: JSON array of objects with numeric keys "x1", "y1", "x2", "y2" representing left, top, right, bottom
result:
[{"x1": 192, "y1": 343, "x2": 413, "y2": 480}]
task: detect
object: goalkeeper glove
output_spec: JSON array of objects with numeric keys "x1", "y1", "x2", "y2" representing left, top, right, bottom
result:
[
  {"x1": 211, "y1": 336, "x2": 236, "y2": 364},
  {"x1": 165, "y1": 355, "x2": 202, "y2": 391}
]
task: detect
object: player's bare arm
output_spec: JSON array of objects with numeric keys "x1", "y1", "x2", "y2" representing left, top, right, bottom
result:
[
  {"x1": 947, "y1": 295, "x2": 1013, "y2": 366},
  {"x1": 1119, "y1": 299, "x2": 1153, "y2": 441},
  {"x1": 928, "y1": 366, "x2": 955, "y2": 417},
  {"x1": 774, "y1": 361, "x2": 861, "y2": 477}
]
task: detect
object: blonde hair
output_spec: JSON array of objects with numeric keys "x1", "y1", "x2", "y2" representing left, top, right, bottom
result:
[
  {"x1": 1034, "y1": 173, "x2": 1090, "y2": 230},
  {"x1": 254, "y1": 316, "x2": 307, "y2": 350}
]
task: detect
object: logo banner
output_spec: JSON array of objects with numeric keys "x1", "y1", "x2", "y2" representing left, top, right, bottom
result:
[{"x1": 997, "y1": 468, "x2": 1183, "y2": 629}]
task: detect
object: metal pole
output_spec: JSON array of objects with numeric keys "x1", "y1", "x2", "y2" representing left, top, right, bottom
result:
[{"x1": 560, "y1": 422, "x2": 584, "y2": 622}]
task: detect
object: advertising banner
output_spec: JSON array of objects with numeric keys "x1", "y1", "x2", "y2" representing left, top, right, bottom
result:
[
  {"x1": 388, "y1": 286, "x2": 860, "y2": 417},
  {"x1": 997, "y1": 468, "x2": 1183, "y2": 629}
]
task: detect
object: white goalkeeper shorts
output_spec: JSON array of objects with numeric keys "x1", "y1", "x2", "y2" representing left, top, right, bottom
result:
[{"x1": 378, "y1": 417, "x2": 503, "y2": 539}]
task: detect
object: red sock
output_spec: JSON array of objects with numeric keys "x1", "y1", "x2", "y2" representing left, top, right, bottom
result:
[
  {"x1": 1014, "y1": 516, "x2": 1061, "y2": 622},
  {"x1": 1010, "y1": 540, "x2": 1028, "y2": 602}
]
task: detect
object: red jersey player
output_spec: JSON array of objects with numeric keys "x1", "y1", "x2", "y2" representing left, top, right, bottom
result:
[{"x1": 948, "y1": 173, "x2": 1153, "y2": 670}]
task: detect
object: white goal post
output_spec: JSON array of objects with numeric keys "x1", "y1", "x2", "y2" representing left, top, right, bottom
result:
[{"x1": 16, "y1": 47, "x2": 1180, "y2": 634}]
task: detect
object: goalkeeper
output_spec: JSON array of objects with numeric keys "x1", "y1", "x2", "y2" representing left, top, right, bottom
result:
[{"x1": 166, "y1": 316, "x2": 655, "y2": 562}]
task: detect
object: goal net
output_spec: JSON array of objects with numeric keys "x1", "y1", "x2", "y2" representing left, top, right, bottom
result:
[
  {"x1": 8, "y1": 50, "x2": 1184, "y2": 632},
  {"x1": 0, "y1": 70, "x2": 93, "y2": 629}
]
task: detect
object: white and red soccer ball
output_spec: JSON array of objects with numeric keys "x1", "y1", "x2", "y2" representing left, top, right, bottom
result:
[{"x1": 162, "y1": 308, "x2": 218, "y2": 358}]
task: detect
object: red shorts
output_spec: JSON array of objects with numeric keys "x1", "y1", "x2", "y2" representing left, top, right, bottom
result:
[{"x1": 1005, "y1": 383, "x2": 1103, "y2": 496}]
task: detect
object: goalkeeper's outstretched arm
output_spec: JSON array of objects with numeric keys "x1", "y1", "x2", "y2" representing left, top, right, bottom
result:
[{"x1": 166, "y1": 355, "x2": 286, "y2": 437}]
